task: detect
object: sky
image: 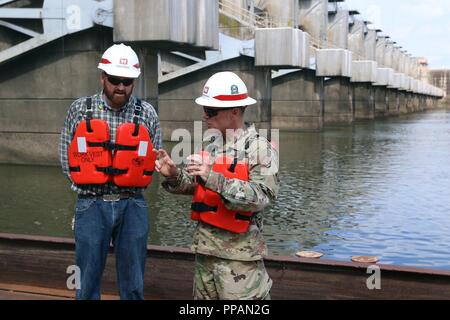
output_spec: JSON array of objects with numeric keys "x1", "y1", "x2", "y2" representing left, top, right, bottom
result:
[{"x1": 343, "y1": 0, "x2": 450, "y2": 69}]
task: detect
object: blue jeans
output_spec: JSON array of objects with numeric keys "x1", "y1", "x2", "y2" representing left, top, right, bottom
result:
[{"x1": 74, "y1": 195, "x2": 149, "y2": 300}]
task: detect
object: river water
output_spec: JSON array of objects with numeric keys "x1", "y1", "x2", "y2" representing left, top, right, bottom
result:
[{"x1": 1, "y1": 110, "x2": 449, "y2": 270}]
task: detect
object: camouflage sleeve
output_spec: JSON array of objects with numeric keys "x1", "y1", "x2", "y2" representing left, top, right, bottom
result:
[
  {"x1": 161, "y1": 167, "x2": 197, "y2": 195},
  {"x1": 204, "y1": 138, "x2": 280, "y2": 213}
]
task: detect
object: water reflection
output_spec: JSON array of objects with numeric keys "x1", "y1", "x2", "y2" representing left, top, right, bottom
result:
[{"x1": 1, "y1": 111, "x2": 450, "y2": 270}]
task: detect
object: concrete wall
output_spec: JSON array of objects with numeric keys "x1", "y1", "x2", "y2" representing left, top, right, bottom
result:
[
  {"x1": 114, "y1": 0, "x2": 219, "y2": 50},
  {"x1": 387, "y1": 89, "x2": 399, "y2": 116},
  {"x1": 159, "y1": 56, "x2": 272, "y2": 141},
  {"x1": 0, "y1": 28, "x2": 110, "y2": 165},
  {"x1": 374, "y1": 86, "x2": 388, "y2": 118},
  {"x1": 353, "y1": 83, "x2": 374, "y2": 120},
  {"x1": 405, "y1": 93, "x2": 414, "y2": 113},
  {"x1": 398, "y1": 92, "x2": 408, "y2": 114},
  {"x1": 160, "y1": 51, "x2": 195, "y2": 75},
  {"x1": 376, "y1": 37, "x2": 387, "y2": 67},
  {"x1": 327, "y1": 10, "x2": 349, "y2": 49},
  {"x1": 364, "y1": 30, "x2": 377, "y2": 61},
  {"x1": 255, "y1": 28, "x2": 310, "y2": 68},
  {"x1": 272, "y1": 69, "x2": 324, "y2": 131},
  {"x1": 0, "y1": 27, "x2": 159, "y2": 166},
  {"x1": 299, "y1": 0, "x2": 328, "y2": 44},
  {"x1": 323, "y1": 77, "x2": 353, "y2": 125},
  {"x1": 348, "y1": 21, "x2": 366, "y2": 60},
  {"x1": 411, "y1": 94, "x2": 420, "y2": 112},
  {"x1": 261, "y1": 0, "x2": 298, "y2": 27},
  {"x1": 219, "y1": 4, "x2": 254, "y2": 40},
  {"x1": 429, "y1": 69, "x2": 450, "y2": 106},
  {"x1": 392, "y1": 47, "x2": 402, "y2": 73},
  {"x1": 383, "y1": 42, "x2": 394, "y2": 70}
]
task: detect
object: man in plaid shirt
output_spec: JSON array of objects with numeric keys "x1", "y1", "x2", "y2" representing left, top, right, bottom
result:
[{"x1": 59, "y1": 44, "x2": 161, "y2": 300}]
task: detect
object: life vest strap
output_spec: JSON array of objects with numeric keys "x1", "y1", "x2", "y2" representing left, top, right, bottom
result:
[
  {"x1": 191, "y1": 202, "x2": 218, "y2": 213},
  {"x1": 88, "y1": 141, "x2": 137, "y2": 151},
  {"x1": 133, "y1": 99, "x2": 142, "y2": 136},
  {"x1": 86, "y1": 97, "x2": 93, "y2": 133},
  {"x1": 235, "y1": 213, "x2": 253, "y2": 221},
  {"x1": 114, "y1": 144, "x2": 138, "y2": 151},
  {"x1": 97, "y1": 167, "x2": 128, "y2": 175},
  {"x1": 97, "y1": 166, "x2": 151, "y2": 176},
  {"x1": 69, "y1": 166, "x2": 81, "y2": 172},
  {"x1": 88, "y1": 141, "x2": 114, "y2": 149},
  {"x1": 191, "y1": 202, "x2": 253, "y2": 222},
  {"x1": 229, "y1": 157, "x2": 239, "y2": 173}
]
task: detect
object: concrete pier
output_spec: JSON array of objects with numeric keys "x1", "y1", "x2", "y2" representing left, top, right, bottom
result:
[
  {"x1": 322, "y1": 7, "x2": 353, "y2": 126},
  {"x1": 405, "y1": 93, "x2": 414, "y2": 113},
  {"x1": 349, "y1": 18, "x2": 377, "y2": 121},
  {"x1": 316, "y1": 49, "x2": 353, "y2": 126},
  {"x1": 374, "y1": 87, "x2": 388, "y2": 118},
  {"x1": 412, "y1": 94, "x2": 420, "y2": 112},
  {"x1": 387, "y1": 89, "x2": 399, "y2": 117},
  {"x1": 323, "y1": 77, "x2": 354, "y2": 125},
  {"x1": 398, "y1": 91, "x2": 408, "y2": 114},
  {"x1": 351, "y1": 61, "x2": 377, "y2": 121},
  {"x1": 353, "y1": 83, "x2": 374, "y2": 120},
  {"x1": 272, "y1": 70, "x2": 324, "y2": 131}
]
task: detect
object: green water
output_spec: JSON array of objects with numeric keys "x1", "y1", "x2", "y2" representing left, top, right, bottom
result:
[{"x1": 1, "y1": 111, "x2": 450, "y2": 269}]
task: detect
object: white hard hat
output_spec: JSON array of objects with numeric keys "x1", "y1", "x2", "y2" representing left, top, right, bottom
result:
[
  {"x1": 98, "y1": 43, "x2": 141, "y2": 79},
  {"x1": 195, "y1": 71, "x2": 257, "y2": 108}
]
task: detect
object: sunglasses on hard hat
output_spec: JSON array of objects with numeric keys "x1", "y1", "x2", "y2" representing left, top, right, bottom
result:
[{"x1": 106, "y1": 75, "x2": 134, "y2": 86}]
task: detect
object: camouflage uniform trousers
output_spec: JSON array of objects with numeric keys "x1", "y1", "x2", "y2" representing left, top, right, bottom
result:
[{"x1": 193, "y1": 254, "x2": 272, "y2": 300}]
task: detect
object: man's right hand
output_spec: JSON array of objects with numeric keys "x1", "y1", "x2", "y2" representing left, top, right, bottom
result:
[{"x1": 154, "y1": 149, "x2": 178, "y2": 178}]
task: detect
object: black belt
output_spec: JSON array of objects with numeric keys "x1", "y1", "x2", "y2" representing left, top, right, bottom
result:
[{"x1": 78, "y1": 192, "x2": 138, "y2": 201}]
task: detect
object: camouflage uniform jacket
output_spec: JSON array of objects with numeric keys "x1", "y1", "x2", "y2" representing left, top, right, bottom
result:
[{"x1": 162, "y1": 124, "x2": 280, "y2": 261}]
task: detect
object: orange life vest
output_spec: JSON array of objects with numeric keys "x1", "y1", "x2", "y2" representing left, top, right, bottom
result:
[
  {"x1": 68, "y1": 97, "x2": 156, "y2": 187},
  {"x1": 191, "y1": 151, "x2": 253, "y2": 234}
]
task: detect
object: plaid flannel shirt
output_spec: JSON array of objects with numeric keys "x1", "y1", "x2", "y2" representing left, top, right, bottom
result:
[{"x1": 59, "y1": 92, "x2": 162, "y2": 195}]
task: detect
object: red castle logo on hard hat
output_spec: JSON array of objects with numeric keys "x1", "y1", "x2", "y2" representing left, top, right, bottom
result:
[{"x1": 120, "y1": 58, "x2": 128, "y2": 65}]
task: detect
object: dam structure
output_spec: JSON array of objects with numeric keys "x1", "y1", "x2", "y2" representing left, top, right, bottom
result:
[{"x1": 0, "y1": 0, "x2": 445, "y2": 165}]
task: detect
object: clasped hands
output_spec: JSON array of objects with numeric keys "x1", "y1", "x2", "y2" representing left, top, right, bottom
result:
[{"x1": 154, "y1": 149, "x2": 211, "y2": 183}]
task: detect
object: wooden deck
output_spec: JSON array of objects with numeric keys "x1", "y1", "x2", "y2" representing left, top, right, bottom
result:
[
  {"x1": 0, "y1": 283, "x2": 119, "y2": 300},
  {"x1": 1, "y1": 233, "x2": 450, "y2": 300}
]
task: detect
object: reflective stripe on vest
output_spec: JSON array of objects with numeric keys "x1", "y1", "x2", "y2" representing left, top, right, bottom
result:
[{"x1": 191, "y1": 151, "x2": 253, "y2": 234}]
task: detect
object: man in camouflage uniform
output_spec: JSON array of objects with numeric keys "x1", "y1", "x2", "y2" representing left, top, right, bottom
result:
[{"x1": 155, "y1": 71, "x2": 279, "y2": 300}]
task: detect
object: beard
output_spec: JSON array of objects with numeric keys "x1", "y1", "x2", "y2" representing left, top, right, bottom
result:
[{"x1": 104, "y1": 87, "x2": 131, "y2": 108}]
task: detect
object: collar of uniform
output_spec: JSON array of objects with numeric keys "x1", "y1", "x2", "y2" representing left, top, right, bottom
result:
[
  {"x1": 230, "y1": 122, "x2": 257, "y2": 144},
  {"x1": 206, "y1": 123, "x2": 257, "y2": 153},
  {"x1": 98, "y1": 91, "x2": 136, "y2": 112}
]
